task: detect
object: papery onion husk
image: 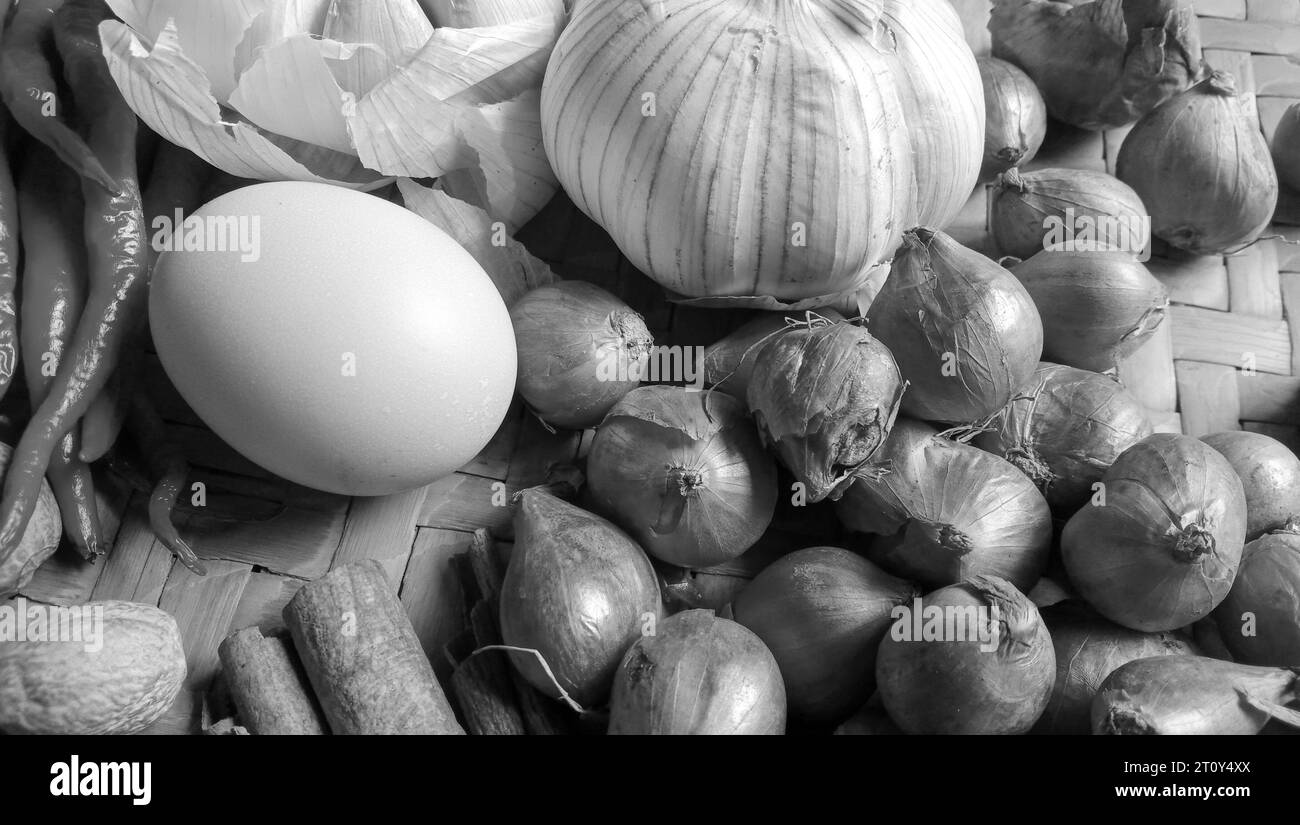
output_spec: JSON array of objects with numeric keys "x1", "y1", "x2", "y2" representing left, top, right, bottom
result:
[
  {"x1": 509, "y1": 281, "x2": 653, "y2": 429},
  {"x1": 540, "y1": 0, "x2": 983, "y2": 305},
  {"x1": 1010, "y1": 249, "x2": 1167, "y2": 372},
  {"x1": 1062, "y1": 433, "x2": 1247, "y2": 632},
  {"x1": 1200, "y1": 431, "x2": 1300, "y2": 541},
  {"x1": 1092, "y1": 655, "x2": 1300, "y2": 734},
  {"x1": 746, "y1": 321, "x2": 904, "y2": 503},
  {"x1": 990, "y1": 167, "x2": 1150, "y2": 260},
  {"x1": 990, "y1": 0, "x2": 1203, "y2": 131},
  {"x1": 732, "y1": 546, "x2": 914, "y2": 722},
  {"x1": 1117, "y1": 70, "x2": 1278, "y2": 255},
  {"x1": 702, "y1": 309, "x2": 844, "y2": 400},
  {"x1": 587, "y1": 386, "x2": 777, "y2": 568},
  {"x1": 975, "y1": 362, "x2": 1154, "y2": 511},
  {"x1": 1034, "y1": 600, "x2": 1196, "y2": 734},
  {"x1": 978, "y1": 57, "x2": 1047, "y2": 178},
  {"x1": 1274, "y1": 103, "x2": 1300, "y2": 192},
  {"x1": 867, "y1": 228, "x2": 1043, "y2": 424},
  {"x1": 499, "y1": 489, "x2": 663, "y2": 706},
  {"x1": 1214, "y1": 524, "x2": 1300, "y2": 667},
  {"x1": 836, "y1": 419, "x2": 1053, "y2": 593},
  {"x1": 876, "y1": 575, "x2": 1056, "y2": 735},
  {"x1": 607, "y1": 609, "x2": 786, "y2": 734}
]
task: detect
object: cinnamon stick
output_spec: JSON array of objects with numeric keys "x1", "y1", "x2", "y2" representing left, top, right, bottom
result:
[
  {"x1": 218, "y1": 626, "x2": 328, "y2": 735},
  {"x1": 283, "y1": 561, "x2": 464, "y2": 735}
]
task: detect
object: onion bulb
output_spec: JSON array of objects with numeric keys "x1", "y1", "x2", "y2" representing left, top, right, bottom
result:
[
  {"x1": 1214, "y1": 524, "x2": 1300, "y2": 667},
  {"x1": 702, "y1": 309, "x2": 843, "y2": 400},
  {"x1": 1117, "y1": 70, "x2": 1278, "y2": 255},
  {"x1": 608, "y1": 610, "x2": 786, "y2": 735},
  {"x1": 1010, "y1": 249, "x2": 1167, "y2": 372},
  {"x1": 499, "y1": 489, "x2": 662, "y2": 706},
  {"x1": 867, "y1": 228, "x2": 1043, "y2": 424},
  {"x1": 509, "y1": 281, "x2": 652, "y2": 429},
  {"x1": 1062, "y1": 434, "x2": 1247, "y2": 632},
  {"x1": 732, "y1": 547, "x2": 914, "y2": 722},
  {"x1": 836, "y1": 419, "x2": 1053, "y2": 593},
  {"x1": 540, "y1": 0, "x2": 983, "y2": 306},
  {"x1": 1035, "y1": 600, "x2": 1196, "y2": 734},
  {"x1": 876, "y1": 575, "x2": 1056, "y2": 735},
  {"x1": 587, "y1": 386, "x2": 777, "y2": 568},
  {"x1": 1093, "y1": 655, "x2": 1300, "y2": 734},
  {"x1": 990, "y1": 167, "x2": 1150, "y2": 260},
  {"x1": 747, "y1": 321, "x2": 904, "y2": 503},
  {"x1": 990, "y1": 0, "x2": 1203, "y2": 131},
  {"x1": 1274, "y1": 103, "x2": 1300, "y2": 192},
  {"x1": 978, "y1": 57, "x2": 1047, "y2": 178},
  {"x1": 975, "y1": 362, "x2": 1154, "y2": 511},
  {"x1": 1200, "y1": 431, "x2": 1300, "y2": 541}
]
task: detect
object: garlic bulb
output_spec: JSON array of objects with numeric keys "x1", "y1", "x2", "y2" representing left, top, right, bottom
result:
[
  {"x1": 1117, "y1": 71, "x2": 1277, "y2": 255},
  {"x1": 540, "y1": 0, "x2": 983, "y2": 307},
  {"x1": 991, "y1": 0, "x2": 1203, "y2": 131}
]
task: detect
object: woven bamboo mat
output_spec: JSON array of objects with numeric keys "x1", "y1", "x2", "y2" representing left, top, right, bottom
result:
[{"x1": 6, "y1": 0, "x2": 1300, "y2": 734}]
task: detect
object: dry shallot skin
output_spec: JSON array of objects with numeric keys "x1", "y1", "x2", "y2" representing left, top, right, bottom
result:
[
  {"x1": 586, "y1": 386, "x2": 778, "y2": 569},
  {"x1": 866, "y1": 228, "x2": 1043, "y2": 425},
  {"x1": 702, "y1": 308, "x2": 844, "y2": 400},
  {"x1": 509, "y1": 281, "x2": 653, "y2": 429},
  {"x1": 1200, "y1": 431, "x2": 1300, "y2": 541},
  {"x1": 975, "y1": 362, "x2": 1154, "y2": 511},
  {"x1": 607, "y1": 610, "x2": 786, "y2": 735},
  {"x1": 989, "y1": 167, "x2": 1150, "y2": 261},
  {"x1": 1213, "y1": 526, "x2": 1300, "y2": 667},
  {"x1": 836, "y1": 418, "x2": 1053, "y2": 593},
  {"x1": 1274, "y1": 102, "x2": 1300, "y2": 191},
  {"x1": 875, "y1": 575, "x2": 1056, "y2": 735},
  {"x1": 746, "y1": 321, "x2": 904, "y2": 503},
  {"x1": 1116, "y1": 70, "x2": 1278, "y2": 255},
  {"x1": 1061, "y1": 433, "x2": 1248, "y2": 633},
  {"x1": 1092, "y1": 655, "x2": 1300, "y2": 735},
  {"x1": 990, "y1": 0, "x2": 1203, "y2": 131},
  {"x1": 978, "y1": 56, "x2": 1047, "y2": 178}
]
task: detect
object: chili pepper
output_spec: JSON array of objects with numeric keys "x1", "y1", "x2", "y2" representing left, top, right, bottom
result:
[
  {"x1": 0, "y1": 103, "x2": 18, "y2": 404},
  {"x1": 0, "y1": 0, "x2": 145, "y2": 587},
  {"x1": 78, "y1": 361, "x2": 125, "y2": 461},
  {"x1": 17, "y1": 141, "x2": 104, "y2": 560},
  {"x1": 0, "y1": 0, "x2": 116, "y2": 192},
  {"x1": 127, "y1": 390, "x2": 204, "y2": 575}
]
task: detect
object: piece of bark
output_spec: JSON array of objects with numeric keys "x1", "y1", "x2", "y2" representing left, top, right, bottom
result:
[
  {"x1": 467, "y1": 528, "x2": 504, "y2": 607},
  {"x1": 283, "y1": 560, "x2": 465, "y2": 735},
  {"x1": 450, "y1": 660, "x2": 527, "y2": 735},
  {"x1": 218, "y1": 626, "x2": 329, "y2": 735}
]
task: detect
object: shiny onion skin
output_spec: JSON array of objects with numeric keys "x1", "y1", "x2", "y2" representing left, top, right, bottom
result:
[
  {"x1": 1214, "y1": 526, "x2": 1300, "y2": 666},
  {"x1": 732, "y1": 547, "x2": 913, "y2": 722},
  {"x1": 746, "y1": 322, "x2": 904, "y2": 503},
  {"x1": 607, "y1": 610, "x2": 786, "y2": 735},
  {"x1": 509, "y1": 281, "x2": 653, "y2": 429},
  {"x1": 1062, "y1": 434, "x2": 1247, "y2": 632},
  {"x1": 1010, "y1": 249, "x2": 1167, "y2": 372},
  {"x1": 867, "y1": 228, "x2": 1042, "y2": 424},
  {"x1": 1093, "y1": 655, "x2": 1300, "y2": 734},
  {"x1": 975, "y1": 362, "x2": 1154, "y2": 512},
  {"x1": 587, "y1": 386, "x2": 777, "y2": 568},
  {"x1": 978, "y1": 57, "x2": 1047, "y2": 178},
  {"x1": 1274, "y1": 103, "x2": 1300, "y2": 192},
  {"x1": 990, "y1": 0, "x2": 1202, "y2": 131},
  {"x1": 1034, "y1": 600, "x2": 1196, "y2": 734},
  {"x1": 1200, "y1": 431, "x2": 1300, "y2": 541},
  {"x1": 876, "y1": 575, "x2": 1056, "y2": 735},
  {"x1": 836, "y1": 418, "x2": 1053, "y2": 593},
  {"x1": 499, "y1": 489, "x2": 662, "y2": 707},
  {"x1": 989, "y1": 167, "x2": 1149, "y2": 261},
  {"x1": 1117, "y1": 71, "x2": 1278, "y2": 255},
  {"x1": 540, "y1": 0, "x2": 982, "y2": 306}
]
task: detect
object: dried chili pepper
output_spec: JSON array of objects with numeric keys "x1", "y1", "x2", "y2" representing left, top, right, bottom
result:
[{"x1": 127, "y1": 391, "x2": 204, "y2": 575}]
